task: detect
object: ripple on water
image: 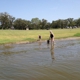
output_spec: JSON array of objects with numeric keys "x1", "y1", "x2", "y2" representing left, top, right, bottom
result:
[{"x1": 0, "y1": 39, "x2": 80, "y2": 80}]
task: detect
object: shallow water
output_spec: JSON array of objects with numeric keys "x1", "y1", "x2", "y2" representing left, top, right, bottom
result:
[{"x1": 0, "y1": 39, "x2": 80, "y2": 80}]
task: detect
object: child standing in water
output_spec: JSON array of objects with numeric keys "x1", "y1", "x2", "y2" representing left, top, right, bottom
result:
[
  {"x1": 38, "y1": 35, "x2": 42, "y2": 48},
  {"x1": 39, "y1": 35, "x2": 41, "y2": 41}
]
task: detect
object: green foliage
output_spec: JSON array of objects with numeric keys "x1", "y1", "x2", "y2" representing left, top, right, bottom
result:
[
  {"x1": 0, "y1": 12, "x2": 80, "y2": 30},
  {"x1": 0, "y1": 12, "x2": 15, "y2": 29}
]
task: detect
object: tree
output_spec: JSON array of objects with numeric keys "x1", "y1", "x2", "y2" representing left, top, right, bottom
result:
[
  {"x1": 31, "y1": 18, "x2": 41, "y2": 29},
  {"x1": 41, "y1": 19, "x2": 47, "y2": 29},
  {"x1": 76, "y1": 18, "x2": 80, "y2": 27},
  {"x1": 0, "y1": 12, "x2": 15, "y2": 29},
  {"x1": 67, "y1": 18, "x2": 74, "y2": 28},
  {"x1": 14, "y1": 18, "x2": 27, "y2": 30}
]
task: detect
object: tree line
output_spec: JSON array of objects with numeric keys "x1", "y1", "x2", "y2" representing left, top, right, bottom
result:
[{"x1": 0, "y1": 12, "x2": 80, "y2": 30}]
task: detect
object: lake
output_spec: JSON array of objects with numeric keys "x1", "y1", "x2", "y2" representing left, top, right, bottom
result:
[{"x1": 0, "y1": 39, "x2": 80, "y2": 80}]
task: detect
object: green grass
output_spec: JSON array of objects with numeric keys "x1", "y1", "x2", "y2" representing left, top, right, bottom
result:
[
  {"x1": 74, "y1": 33, "x2": 80, "y2": 37},
  {"x1": 0, "y1": 28, "x2": 80, "y2": 44}
]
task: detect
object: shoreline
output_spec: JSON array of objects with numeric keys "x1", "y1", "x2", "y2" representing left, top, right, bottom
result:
[
  {"x1": 0, "y1": 37, "x2": 80, "y2": 45},
  {"x1": 55, "y1": 37, "x2": 80, "y2": 41}
]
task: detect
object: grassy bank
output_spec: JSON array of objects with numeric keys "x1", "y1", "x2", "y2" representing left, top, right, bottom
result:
[{"x1": 0, "y1": 28, "x2": 80, "y2": 44}]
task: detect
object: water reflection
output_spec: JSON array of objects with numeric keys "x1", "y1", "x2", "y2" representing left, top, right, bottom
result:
[
  {"x1": 0, "y1": 39, "x2": 80, "y2": 80},
  {"x1": 50, "y1": 44, "x2": 55, "y2": 60},
  {"x1": 0, "y1": 44, "x2": 13, "y2": 56},
  {"x1": 38, "y1": 40, "x2": 42, "y2": 49}
]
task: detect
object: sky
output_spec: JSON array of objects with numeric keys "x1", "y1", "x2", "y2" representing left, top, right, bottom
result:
[{"x1": 0, "y1": 0, "x2": 80, "y2": 22}]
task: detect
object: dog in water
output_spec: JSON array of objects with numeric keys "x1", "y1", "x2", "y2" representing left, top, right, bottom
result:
[{"x1": 47, "y1": 39, "x2": 50, "y2": 45}]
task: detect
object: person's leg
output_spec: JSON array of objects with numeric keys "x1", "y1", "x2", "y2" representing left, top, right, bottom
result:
[
  {"x1": 51, "y1": 41, "x2": 54, "y2": 59},
  {"x1": 51, "y1": 38, "x2": 54, "y2": 45}
]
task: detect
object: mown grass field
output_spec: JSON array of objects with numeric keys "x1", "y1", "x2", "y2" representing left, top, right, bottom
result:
[{"x1": 0, "y1": 28, "x2": 80, "y2": 44}]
